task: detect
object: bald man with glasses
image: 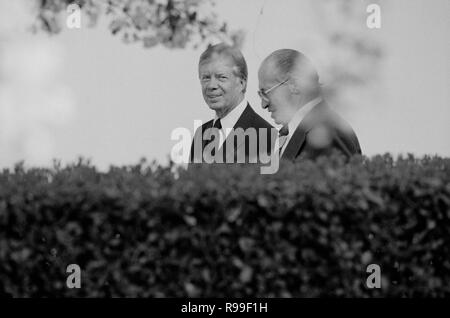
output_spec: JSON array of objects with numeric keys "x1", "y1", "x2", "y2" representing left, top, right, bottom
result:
[{"x1": 258, "y1": 49, "x2": 361, "y2": 161}]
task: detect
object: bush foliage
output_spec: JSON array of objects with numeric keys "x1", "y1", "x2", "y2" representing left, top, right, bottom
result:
[{"x1": 0, "y1": 155, "x2": 449, "y2": 297}]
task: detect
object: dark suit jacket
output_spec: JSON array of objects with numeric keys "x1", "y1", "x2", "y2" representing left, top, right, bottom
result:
[
  {"x1": 189, "y1": 103, "x2": 274, "y2": 164},
  {"x1": 281, "y1": 100, "x2": 361, "y2": 162}
]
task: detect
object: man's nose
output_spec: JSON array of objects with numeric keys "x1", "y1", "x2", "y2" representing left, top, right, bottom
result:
[
  {"x1": 261, "y1": 98, "x2": 269, "y2": 109},
  {"x1": 206, "y1": 78, "x2": 219, "y2": 90}
]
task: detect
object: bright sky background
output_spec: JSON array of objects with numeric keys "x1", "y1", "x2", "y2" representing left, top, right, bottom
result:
[{"x1": 0, "y1": 0, "x2": 449, "y2": 169}]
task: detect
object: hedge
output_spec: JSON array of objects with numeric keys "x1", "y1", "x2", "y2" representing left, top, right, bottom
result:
[{"x1": 0, "y1": 154, "x2": 449, "y2": 297}]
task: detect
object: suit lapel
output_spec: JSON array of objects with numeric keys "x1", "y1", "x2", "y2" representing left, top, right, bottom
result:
[
  {"x1": 281, "y1": 100, "x2": 326, "y2": 161},
  {"x1": 281, "y1": 124, "x2": 307, "y2": 161},
  {"x1": 201, "y1": 120, "x2": 214, "y2": 148},
  {"x1": 223, "y1": 104, "x2": 254, "y2": 162},
  {"x1": 198, "y1": 120, "x2": 214, "y2": 162}
]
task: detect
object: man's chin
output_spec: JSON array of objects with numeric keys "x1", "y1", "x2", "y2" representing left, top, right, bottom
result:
[
  {"x1": 207, "y1": 102, "x2": 224, "y2": 110},
  {"x1": 272, "y1": 116, "x2": 283, "y2": 125},
  {"x1": 271, "y1": 113, "x2": 287, "y2": 126}
]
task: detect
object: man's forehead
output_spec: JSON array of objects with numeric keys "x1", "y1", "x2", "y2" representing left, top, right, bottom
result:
[
  {"x1": 199, "y1": 56, "x2": 237, "y2": 74},
  {"x1": 200, "y1": 53, "x2": 234, "y2": 66},
  {"x1": 259, "y1": 60, "x2": 278, "y2": 82}
]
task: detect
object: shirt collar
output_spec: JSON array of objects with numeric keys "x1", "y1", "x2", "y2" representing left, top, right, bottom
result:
[
  {"x1": 286, "y1": 97, "x2": 322, "y2": 138},
  {"x1": 214, "y1": 98, "x2": 248, "y2": 130}
]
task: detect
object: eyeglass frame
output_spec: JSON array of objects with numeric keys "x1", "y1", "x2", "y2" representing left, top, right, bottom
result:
[{"x1": 257, "y1": 78, "x2": 289, "y2": 101}]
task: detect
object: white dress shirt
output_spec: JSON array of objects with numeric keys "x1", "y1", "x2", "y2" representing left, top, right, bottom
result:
[
  {"x1": 213, "y1": 99, "x2": 248, "y2": 147},
  {"x1": 279, "y1": 97, "x2": 322, "y2": 156}
]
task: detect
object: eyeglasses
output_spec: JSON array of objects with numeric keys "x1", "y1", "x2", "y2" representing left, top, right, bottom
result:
[{"x1": 257, "y1": 78, "x2": 289, "y2": 102}]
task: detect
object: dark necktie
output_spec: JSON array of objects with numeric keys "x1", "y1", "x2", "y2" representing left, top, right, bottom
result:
[
  {"x1": 213, "y1": 118, "x2": 222, "y2": 130},
  {"x1": 278, "y1": 125, "x2": 289, "y2": 155}
]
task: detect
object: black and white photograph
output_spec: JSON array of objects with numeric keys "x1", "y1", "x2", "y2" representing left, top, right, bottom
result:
[{"x1": 0, "y1": 0, "x2": 449, "y2": 305}]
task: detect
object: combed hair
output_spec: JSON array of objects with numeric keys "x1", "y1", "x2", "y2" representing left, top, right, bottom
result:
[{"x1": 199, "y1": 43, "x2": 248, "y2": 91}]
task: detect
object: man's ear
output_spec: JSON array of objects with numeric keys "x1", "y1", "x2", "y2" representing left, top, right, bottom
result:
[
  {"x1": 239, "y1": 78, "x2": 247, "y2": 91},
  {"x1": 288, "y1": 79, "x2": 301, "y2": 95}
]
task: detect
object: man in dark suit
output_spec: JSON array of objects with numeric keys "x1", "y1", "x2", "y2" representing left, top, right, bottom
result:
[
  {"x1": 258, "y1": 49, "x2": 361, "y2": 162},
  {"x1": 190, "y1": 43, "x2": 274, "y2": 165}
]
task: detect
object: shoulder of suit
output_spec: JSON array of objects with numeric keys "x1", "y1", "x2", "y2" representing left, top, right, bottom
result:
[
  {"x1": 245, "y1": 104, "x2": 274, "y2": 129},
  {"x1": 305, "y1": 102, "x2": 357, "y2": 145},
  {"x1": 197, "y1": 119, "x2": 214, "y2": 130},
  {"x1": 306, "y1": 125, "x2": 334, "y2": 149},
  {"x1": 191, "y1": 119, "x2": 214, "y2": 138},
  {"x1": 321, "y1": 106, "x2": 356, "y2": 136},
  {"x1": 307, "y1": 102, "x2": 349, "y2": 131}
]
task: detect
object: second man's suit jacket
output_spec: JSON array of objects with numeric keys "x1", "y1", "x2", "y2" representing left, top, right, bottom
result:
[{"x1": 281, "y1": 100, "x2": 362, "y2": 162}]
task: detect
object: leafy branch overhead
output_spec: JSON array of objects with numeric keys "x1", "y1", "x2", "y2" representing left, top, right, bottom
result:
[{"x1": 34, "y1": 0, "x2": 244, "y2": 49}]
